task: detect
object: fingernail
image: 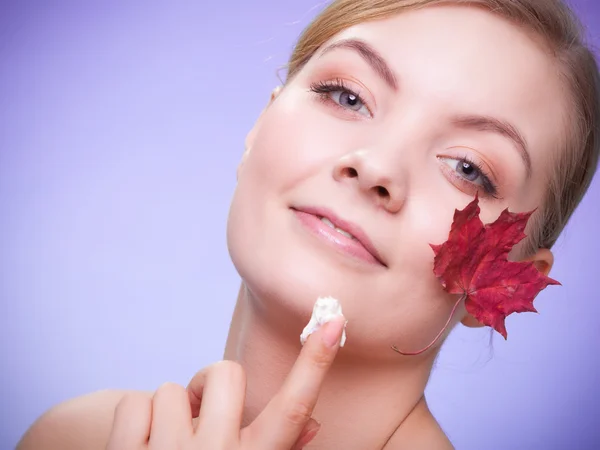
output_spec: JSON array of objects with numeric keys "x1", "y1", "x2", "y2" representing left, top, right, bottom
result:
[
  {"x1": 322, "y1": 317, "x2": 345, "y2": 348},
  {"x1": 295, "y1": 421, "x2": 321, "y2": 449}
]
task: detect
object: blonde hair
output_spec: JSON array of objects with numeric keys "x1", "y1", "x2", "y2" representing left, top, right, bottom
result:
[{"x1": 285, "y1": 0, "x2": 600, "y2": 254}]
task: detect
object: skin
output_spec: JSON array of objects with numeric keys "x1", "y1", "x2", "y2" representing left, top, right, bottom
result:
[{"x1": 18, "y1": 5, "x2": 565, "y2": 450}]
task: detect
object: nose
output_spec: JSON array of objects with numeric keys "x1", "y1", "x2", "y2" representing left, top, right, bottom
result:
[{"x1": 332, "y1": 150, "x2": 405, "y2": 213}]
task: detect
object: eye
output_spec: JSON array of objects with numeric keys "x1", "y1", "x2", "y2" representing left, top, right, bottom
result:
[
  {"x1": 309, "y1": 78, "x2": 371, "y2": 117},
  {"x1": 331, "y1": 90, "x2": 364, "y2": 111},
  {"x1": 439, "y1": 156, "x2": 499, "y2": 198},
  {"x1": 456, "y1": 160, "x2": 480, "y2": 182}
]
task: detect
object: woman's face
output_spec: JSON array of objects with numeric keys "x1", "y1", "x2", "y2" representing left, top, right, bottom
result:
[{"x1": 227, "y1": 5, "x2": 565, "y2": 357}]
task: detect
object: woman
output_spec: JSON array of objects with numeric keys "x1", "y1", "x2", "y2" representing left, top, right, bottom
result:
[{"x1": 18, "y1": 0, "x2": 600, "y2": 448}]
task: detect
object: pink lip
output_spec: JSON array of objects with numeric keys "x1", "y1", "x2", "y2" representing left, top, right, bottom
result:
[{"x1": 291, "y1": 206, "x2": 387, "y2": 267}]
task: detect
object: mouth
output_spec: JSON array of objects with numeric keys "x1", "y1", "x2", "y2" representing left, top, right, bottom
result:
[{"x1": 291, "y1": 206, "x2": 387, "y2": 268}]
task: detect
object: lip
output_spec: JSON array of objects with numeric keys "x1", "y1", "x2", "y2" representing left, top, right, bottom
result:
[{"x1": 291, "y1": 206, "x2": 387, "y2": 267}]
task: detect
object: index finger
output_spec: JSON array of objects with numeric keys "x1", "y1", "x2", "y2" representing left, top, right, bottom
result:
[{"x1": 245, "y1": 316, "x2": 346, "y2": 449}]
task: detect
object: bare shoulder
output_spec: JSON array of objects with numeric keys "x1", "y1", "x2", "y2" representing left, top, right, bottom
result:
[
  {"x1": 17, "y1": 389, "x2": 153, "y2": 450},
  {"x1": 384, "y1": 397, "x2": 454, "y2": 450}
]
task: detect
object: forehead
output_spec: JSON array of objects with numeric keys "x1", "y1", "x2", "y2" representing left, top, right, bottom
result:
[{"x1": 310, "y1": 5, "x2": 567, "y2": 176}]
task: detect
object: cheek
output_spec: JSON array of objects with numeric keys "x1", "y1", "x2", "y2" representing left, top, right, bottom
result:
[
  {"x1": 227, "y1": 94, "x2": 355, "y2": 269},
  {"x1": 243, "y1": 99, "x2": 331, "y2": 190},
  {"x1": 226, "y1": 97, "x2": 343, "y2": 321},
  {"x1": 227, "y1": 99, "x2": 314, "y2": 275}
]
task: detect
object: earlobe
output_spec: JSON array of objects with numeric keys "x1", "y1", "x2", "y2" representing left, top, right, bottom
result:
[
  {"x1": 270, "y1": 85, "x2": 282, "y2": 102},
  {"x1": 460, "y1": 247, "x2": 555, "y2": 329},
  {"x1": 528, "y1": 248, "x2": 554, "y2": 277},
  {"x1": 461, "y1": 312, "x2": 483, "y2": 328}
]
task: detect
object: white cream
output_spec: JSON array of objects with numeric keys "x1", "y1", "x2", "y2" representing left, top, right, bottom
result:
[{"x1": 300, "y1": 296, "x2": 347, "y2": 347}]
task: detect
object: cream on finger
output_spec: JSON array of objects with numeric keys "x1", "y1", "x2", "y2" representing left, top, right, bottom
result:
[{"x1": 300, "y1": 296, "x2": 347, "y2": 347}]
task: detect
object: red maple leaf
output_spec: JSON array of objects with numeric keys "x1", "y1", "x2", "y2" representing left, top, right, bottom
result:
[
  {"x1": 392, "y1": 196, "x2": 560, "y2": 355},
  {"x1": 430, "y1": 195, "x2": 560, "y2": 339}
]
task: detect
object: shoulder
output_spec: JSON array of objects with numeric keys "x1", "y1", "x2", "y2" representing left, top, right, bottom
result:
[
  {"x1": 17, "y1": 389, "x2": 153, "y2": 450},
  {"x1": 384, "y1": 397, "x2": 454, "y2": 450}
]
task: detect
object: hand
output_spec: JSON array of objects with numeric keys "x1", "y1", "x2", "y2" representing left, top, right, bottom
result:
[{"x1": 106, "y1": 316, "x2": 346, "y2": 450}]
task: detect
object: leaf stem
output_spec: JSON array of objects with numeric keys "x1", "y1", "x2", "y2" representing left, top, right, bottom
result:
[{"x1": 391, "y1": 294, "x2": 466, "y2": 356}]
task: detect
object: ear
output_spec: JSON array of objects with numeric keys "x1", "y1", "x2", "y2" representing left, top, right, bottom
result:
[
  {"x1": 238, "y1": 86, "x2": 283, "y2": 179},
  {"x1": 460, "y1": 247, "x2": 554, "y2": 328}
]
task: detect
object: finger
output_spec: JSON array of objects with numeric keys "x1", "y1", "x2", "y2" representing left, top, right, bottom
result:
[
  {"x1": 247, "y1": 316, "x2": 345, "y2": 449},
  {"x1": 192, "y1": 361, "x2": 246, "y2": 446},
  {"x1": 186, "y1": 369, "x2": 206, "y2": 419},
  {"x1": 148, "y1": 382, "x2": 193, "y2": 448},
  {"x1": 106, "y1": 392, "x2": 152, "y2": 450}
]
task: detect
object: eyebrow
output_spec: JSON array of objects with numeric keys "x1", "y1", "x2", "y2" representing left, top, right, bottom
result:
[
  {"x1": 451, "y1": 115, "x2": 532, "y2": 178},
  {"x1": 319, "y1": 38, "x2": 399, "y2": 91}
]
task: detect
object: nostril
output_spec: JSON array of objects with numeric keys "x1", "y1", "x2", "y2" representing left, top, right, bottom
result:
[
  {"x1": 376, "y1": 186, "x2": 389, "y2": 197},
  {"x1": 344, "y1": 167, "x2": 358, "y2": 178}
]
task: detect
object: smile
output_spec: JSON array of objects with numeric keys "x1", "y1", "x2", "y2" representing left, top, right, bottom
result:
[
  {"x1": 291, "y1": 206, "x2": 387, "y2": 268},
  {"x1": 318, "y1": 216, "x2": 357, "y2": 240}
]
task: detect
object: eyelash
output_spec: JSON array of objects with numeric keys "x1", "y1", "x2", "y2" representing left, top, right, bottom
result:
[
  {"x1": 309, "y1": 78, "x2": 371, "y2": 116},
  {"x1": 309, "y1": 78, "x2": 500, "y2": 199}
]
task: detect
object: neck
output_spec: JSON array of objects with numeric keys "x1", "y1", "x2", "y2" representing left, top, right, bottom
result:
[{"x1": 224, "y1": 283, "x2": 437, "y2": 449}]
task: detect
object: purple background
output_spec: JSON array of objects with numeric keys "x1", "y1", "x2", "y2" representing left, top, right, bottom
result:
[{"x1": 1, "y1": 1, "x2": 599, "y2": 449}]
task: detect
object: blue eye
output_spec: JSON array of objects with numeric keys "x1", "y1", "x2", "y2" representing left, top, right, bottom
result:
[
  {"x1": 331, "y1": 90, "x2": 365, "y2": 111},
  {"x1": 457, "y1": 160, "x2": 481, "y2": 182},
  {"x1": 439, "y1": 156, "x2": 499, "y2": 198},
  {"x1": 310, "y1": 78, "x2": 371, "y2": 117}
]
